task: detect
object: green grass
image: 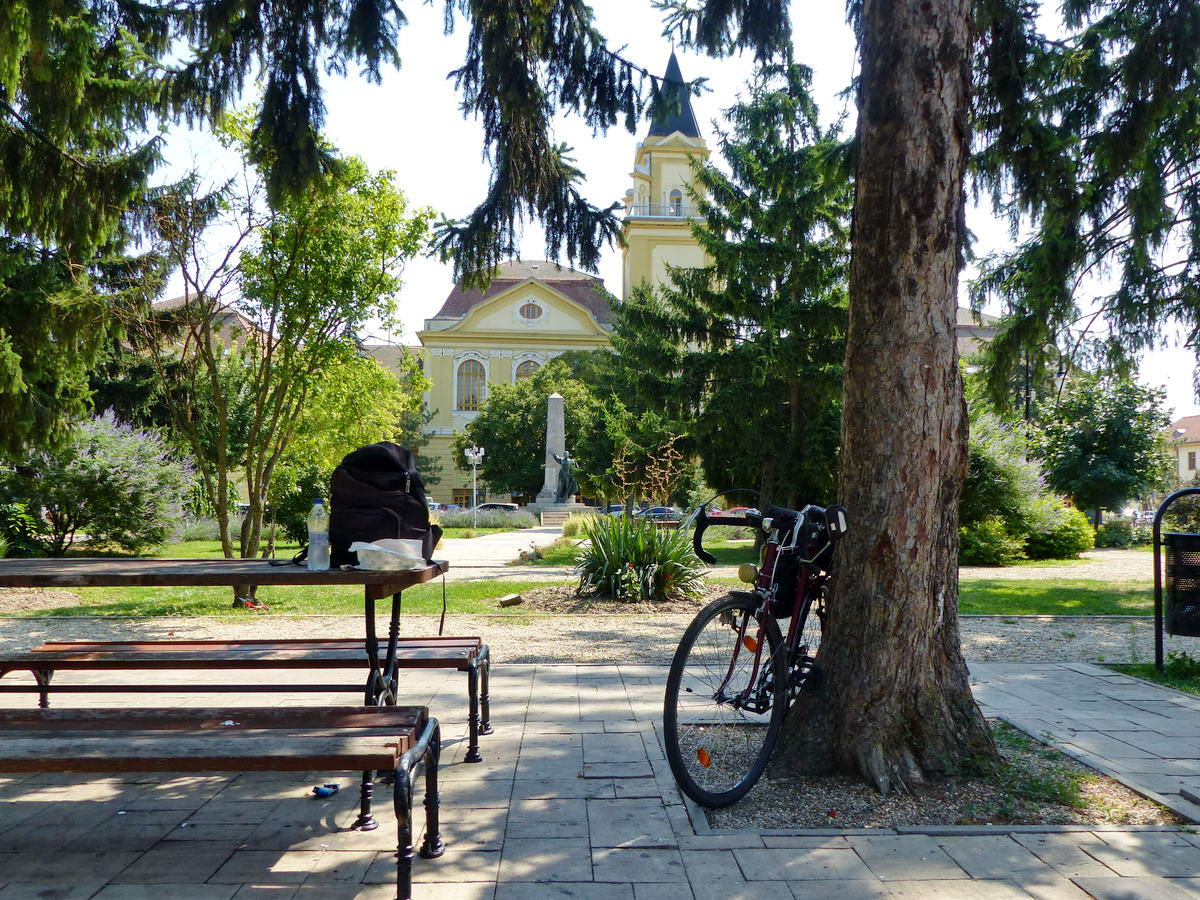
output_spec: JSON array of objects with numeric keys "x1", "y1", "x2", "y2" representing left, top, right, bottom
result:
[
  {"x1": 24, "y1": 578, "x2": 567, "y2": 618},
  {"x1": 439, "y1": 527, "x2": 511, "y2": 539},
  {"x1": 508, "y1": 538, "x2": 582, "y2": 567},
  {"x1": 1108, "y1": 661, "x2": 1200, "y2": 697},
  {"x1": 707, "y1": 576, "x2": 1152, "y2": 616},
  {"x1": 960, "y1": 579, "x2": 1151, "y2": 615},
  {"x1": 697, "y1": 539, "x2": 758, "y2": 566},
  {"x1": 1004, "y1": 556, "x2": 1092, "y2": 568}
]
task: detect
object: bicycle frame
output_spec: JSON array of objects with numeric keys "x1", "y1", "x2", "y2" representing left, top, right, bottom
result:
[{"x1": 695, "y1": 503, "x2": 841, "y2": 710}]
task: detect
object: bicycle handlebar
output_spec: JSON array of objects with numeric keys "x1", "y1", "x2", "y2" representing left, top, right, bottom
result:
[{"x1": 690, "y1": 502, "x2": 850, "y2": 566}]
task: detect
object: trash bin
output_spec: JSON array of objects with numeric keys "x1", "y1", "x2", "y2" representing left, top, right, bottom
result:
[
  {"x1": 1164, "y1": 532, "x2": 1200, "y2": 637},
  {"x1": 1154, "y1": 487, "x2": 1200, "y2": 669}
]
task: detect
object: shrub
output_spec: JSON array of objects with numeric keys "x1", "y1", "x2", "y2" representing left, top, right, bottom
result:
[
  {"x1": 959, "y1": 517, "x2": 1027, "y2": 566},
  {"x1": 576, "y1": 514, "x2": 705, "y2": 602},
  {"x1": 437, "y1": 509, "x2": 536, "y2": 530},
  {"x1": 0, "y1": 413, "x2": 190, "y2": 555},
  {"x1": 1095, "y1": 518, "x2": 1151, "y2": 548},
  {"x1": 560, "y1": 513, "x2": 593, "y2": 538},
  {"x1": 175, "y1": 517, "x2": 223, "y2": 542},
  {"x1": 1024, "y1": 505, "x2": 1094, "y2": 560},
  {"x1": 961, "y1": 414, "x2": 1044, "y2": 532},
  {"x1": 0, "y1": 502, "x2": 41, "y2": 557}
]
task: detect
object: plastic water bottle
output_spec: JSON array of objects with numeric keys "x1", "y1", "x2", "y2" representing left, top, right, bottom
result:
[{"x1": 307, "y1": 499, "x2": 330, "y2": 571}]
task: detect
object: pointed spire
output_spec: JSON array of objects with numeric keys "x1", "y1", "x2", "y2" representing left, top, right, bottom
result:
[{"x1": 647, "y1": 51, "x2": 701, "y2": 139}]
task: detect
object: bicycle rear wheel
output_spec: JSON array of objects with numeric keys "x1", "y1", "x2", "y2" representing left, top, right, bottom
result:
[{"x1": 662, "y1": 592, "x2": 786, "y2": 808}]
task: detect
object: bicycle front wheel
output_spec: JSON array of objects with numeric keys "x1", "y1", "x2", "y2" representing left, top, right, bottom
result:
[{"x1": 662, "y1": 592, "x2": 786, "y2": 808}]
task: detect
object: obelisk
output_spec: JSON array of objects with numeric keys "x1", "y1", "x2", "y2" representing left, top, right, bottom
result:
[{"x1": 535, "y1": 392, "x2": 565, "y2": 504}]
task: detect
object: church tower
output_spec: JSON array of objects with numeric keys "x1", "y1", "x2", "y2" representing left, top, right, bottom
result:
[{"x1": 621, "y1": 52, "x2": 711, "y2": 300}]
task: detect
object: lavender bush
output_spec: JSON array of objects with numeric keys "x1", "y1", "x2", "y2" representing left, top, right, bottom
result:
[{"x1": 0, "y1": 413, "x2": 191, "y2": 555}]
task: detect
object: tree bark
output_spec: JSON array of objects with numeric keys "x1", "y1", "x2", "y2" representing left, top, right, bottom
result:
[{"x1": 772, "y1": 0, "x2": 997, "y2": 792}]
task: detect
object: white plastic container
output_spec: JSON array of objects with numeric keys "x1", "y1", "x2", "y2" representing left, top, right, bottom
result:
[{"x1": 348, "y1": 539, "x2": 425, "y2": 571}]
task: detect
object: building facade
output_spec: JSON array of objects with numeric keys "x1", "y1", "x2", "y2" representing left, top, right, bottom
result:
[
  {"x1": 1168, "y1": 415, "x2": 1200, "y2": 487},
  {"x1": 370, "y1": 54, "x2": 712, "y2": 504}
]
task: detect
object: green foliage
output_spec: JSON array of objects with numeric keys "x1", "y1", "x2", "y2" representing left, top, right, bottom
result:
[
  {"x1": 1, "y1": 1, "x2": 788, "y2": 453},
  {"x1": 1095, "y1": 518, "x2": 1152, "y2": 549},
  {"x1": 1024, "y1": 506, "x2": 1094, "y2": 561},
  {"x1": 612, "y1": 63, "x2": 849, "y2": 508},
  {"x1": 972, "y1": 0, "x2": 1200, "y2": 396},
  {"x1": 436, "y1": 510, "x2": 536, "y2": 530},
  {"x1": 0, "y1": 414, "x2": 189, "y2": 555},
  {"x1": 575, "y1": 514, "x2": 705, "y2": 602},
  {"x1": 0, "y1": 502, "x2": 41, "y2": 558},
  {"x1": 561, "y1": 514, "x2": 590, "y2": 538},
  {"x1": 133, "y1": 145, "x2": 433, "y2": 561},
  {"x1": 1164, "y1": 651, "x2": 1200, "y2": 681},
  {"x1": 1031, "y1": 376, "x2": 1170, "y2": 522},
  {"x1": 454, "y1": 359, "x2": 606, "y2": 500},
  {"x1": 961, "y1": 413, "x2": 1044, "y2": 532},
  {"x1": 268, "y1": 352, "x2": 428, "y2": 542},
  {"x1": 959, "y1": 517, "x2": 1028, "y2": 566}
]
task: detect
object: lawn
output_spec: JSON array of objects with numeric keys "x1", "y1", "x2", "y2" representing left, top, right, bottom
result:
[
  {"x1": 28, "y1": 578, "x2": 566, "y2": 617},
  {"x1": 705, "y1": 576, "x2": 1153, "y2": 616},
  {"x1": 1108, "y1": 661, "x2": 1200, "y2": 697},
  {"x1": 958, "y1": 579, "x2": 1152, "y2": 615},
  {"x1": 508, "y1": 538, "x2": 581, "y2": 566}
]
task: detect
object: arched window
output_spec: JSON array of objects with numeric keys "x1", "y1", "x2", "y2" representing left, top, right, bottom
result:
[
  {"x1": 456, "y1": 359, "x2": 485, "y2": 411},
  {"x1": 515, "y1": 360, "x2": 540, "y2": 380},
  {"x1": 519, "y1": 301, "x2": 543, "y2": 320},
  {"x1": 668, "y1": 188, "x2": 683, "y2": 216}
]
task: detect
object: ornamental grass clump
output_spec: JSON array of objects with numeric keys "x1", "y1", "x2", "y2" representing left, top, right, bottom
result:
[{"x1": 576, "y1": 514, "x2": 705, "y2": 603}]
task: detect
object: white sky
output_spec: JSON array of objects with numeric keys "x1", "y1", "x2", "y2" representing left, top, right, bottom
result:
[{"x1": 160, "y1": 0, "x2": 1198, "y2": 420}]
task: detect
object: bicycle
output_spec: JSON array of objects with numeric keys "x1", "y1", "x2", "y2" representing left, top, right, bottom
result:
[{"x1": 662, "y1": 499, "x2": 849, "y2": 808}]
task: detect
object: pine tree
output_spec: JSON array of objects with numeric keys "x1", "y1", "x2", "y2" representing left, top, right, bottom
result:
[
  {"x1": 613, "y1": 62, "x2": 850, "y2": 510},
  {"x1": 971, "y1": 0, "x2": 1200, "y2": 399},
  {"x1": 0, "y1": 0, "x2": 789, "y2": 455}
]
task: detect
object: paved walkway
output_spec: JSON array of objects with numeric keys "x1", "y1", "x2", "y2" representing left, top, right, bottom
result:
[
  {"x1": 438, "y1": 526, "x2": 569, "y2": 582},
  {"x1": 0, "y1": 661, "x2": 1198, "y2": 897}
]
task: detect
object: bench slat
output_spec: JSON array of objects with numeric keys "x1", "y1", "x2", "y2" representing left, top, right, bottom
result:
[
  {"x1": 0, "y1": 706, "x2": 425, "y2": 774},
  {"x1": 0, "y1": 706, "x2": 422, "y2": 729},
  {"x1": 0, "y1": 648, "x2": 473, "y2": 668},
  {"x1": 34, "y1": 637, "x2": 481, "y2": 650}
]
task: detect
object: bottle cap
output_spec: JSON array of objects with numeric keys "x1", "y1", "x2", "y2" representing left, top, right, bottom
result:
[{"x1": 312, "y1": 498, "x2": 324, "y2": 504}]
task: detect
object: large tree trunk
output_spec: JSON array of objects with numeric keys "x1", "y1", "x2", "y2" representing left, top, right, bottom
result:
[{"x1": 772, "y1": 0, "x2": 997, "y2": 792}]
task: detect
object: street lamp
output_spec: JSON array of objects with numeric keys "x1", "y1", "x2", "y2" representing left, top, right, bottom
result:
[{"x1": 465, "y1": 445, "x2": 485, "y2": 529}]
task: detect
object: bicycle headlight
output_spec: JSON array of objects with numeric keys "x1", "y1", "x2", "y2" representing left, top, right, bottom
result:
[{"x1": 737, "y1": 563, "x2": 759, "y2": 584}]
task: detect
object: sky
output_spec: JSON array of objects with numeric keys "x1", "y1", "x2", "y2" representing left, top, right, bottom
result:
[{"x1": 161, "y1": 0, "x2": 1198, "y2": 421}]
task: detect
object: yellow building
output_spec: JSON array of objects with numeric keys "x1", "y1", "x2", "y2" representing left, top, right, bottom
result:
[
  {"x1": 621, "y1": 51, "x2": 712, "y2": 299},
  {"x1": 371, "y1": 53, "x2": 712, "y2": 504},
  {"x1": 411, "y1": 261, "x2": 618, "y2": 504}
]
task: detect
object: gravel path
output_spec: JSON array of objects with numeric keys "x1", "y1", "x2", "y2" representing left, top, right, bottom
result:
[{"x1": 0, "y1": 610, "x2": 1190, "y2": 665}]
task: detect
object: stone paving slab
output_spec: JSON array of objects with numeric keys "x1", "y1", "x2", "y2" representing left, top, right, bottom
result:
[{"x1": 3, "y1": 661, "x2": 1200, "y2": 898}]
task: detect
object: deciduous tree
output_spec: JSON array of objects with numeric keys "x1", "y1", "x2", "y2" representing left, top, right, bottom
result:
[{"x1": 1032, "y1": 376, "x2": 1170, "y2": 527}]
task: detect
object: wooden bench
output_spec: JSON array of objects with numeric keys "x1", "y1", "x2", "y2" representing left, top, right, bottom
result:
[
  {"x1": 0, "y1": 705, "x2": 443, "y2": 900},
  {"x1": 0, "y1": 636, "x2": 493, "y2": 762}
]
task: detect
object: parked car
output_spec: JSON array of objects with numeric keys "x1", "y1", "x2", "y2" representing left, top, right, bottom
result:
[
  {"x1": 640, "y1": 506, "x2": 681, "y2": 521},
  {"x1": 718, "y1": 506, "x2": 759, "y2": 518},
  {"x1": 473, "y1": 502, "x2": 519, "y2": 513},
  {"x1": 601, "y1": 504, "x2": 628, "y2": 516}
]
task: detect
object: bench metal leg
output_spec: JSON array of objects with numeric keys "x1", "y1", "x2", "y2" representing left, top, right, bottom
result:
[
  {"x1": 33, "y1": 670, "x2": 53, "y2": 709},
  {"x1": 395, "y1": 717, "x2": 443, "y2": 900},
  {"x1": 478, "y1": 645, "x2": 493, "y2": 736},
  {"x1": 465, "y1": 662, "x2": 482, "y2": 763}
]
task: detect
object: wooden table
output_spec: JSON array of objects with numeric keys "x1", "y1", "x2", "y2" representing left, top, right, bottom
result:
[{"x1": 0, "y1": 556, "x2": 448, "y2": 828}]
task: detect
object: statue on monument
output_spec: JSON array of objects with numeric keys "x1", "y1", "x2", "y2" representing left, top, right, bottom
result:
[{"x1": 553, "y1": 450, "x2": 580, "y2": 503}]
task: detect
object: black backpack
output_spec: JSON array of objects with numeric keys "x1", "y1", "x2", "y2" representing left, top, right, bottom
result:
[{"x1": 328, "y1": 442, "x2": 442, "y2": 568}]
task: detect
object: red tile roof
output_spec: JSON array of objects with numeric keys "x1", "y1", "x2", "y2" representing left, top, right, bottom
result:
[
  {"x1": 1169, "y1": 415, "x2": 1200, "y2": 442},
  {"x1": 431, "y1": 260, "x2": 614, "y2": 325}
]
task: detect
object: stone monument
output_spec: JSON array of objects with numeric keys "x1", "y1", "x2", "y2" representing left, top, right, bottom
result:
[{"x1": 529, "y1": 392, "x2": 590, "y2": 518}]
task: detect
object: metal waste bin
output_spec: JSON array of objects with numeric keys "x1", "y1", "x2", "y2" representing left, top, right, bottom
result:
[{"x1": 1154, "y1": 488, "x2": 1200, "y2": 669}]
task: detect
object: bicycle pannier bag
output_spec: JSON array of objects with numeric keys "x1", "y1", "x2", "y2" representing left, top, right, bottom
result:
[{"x1": 329, "y1": 442, "x2": 442, "y2": 568}]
